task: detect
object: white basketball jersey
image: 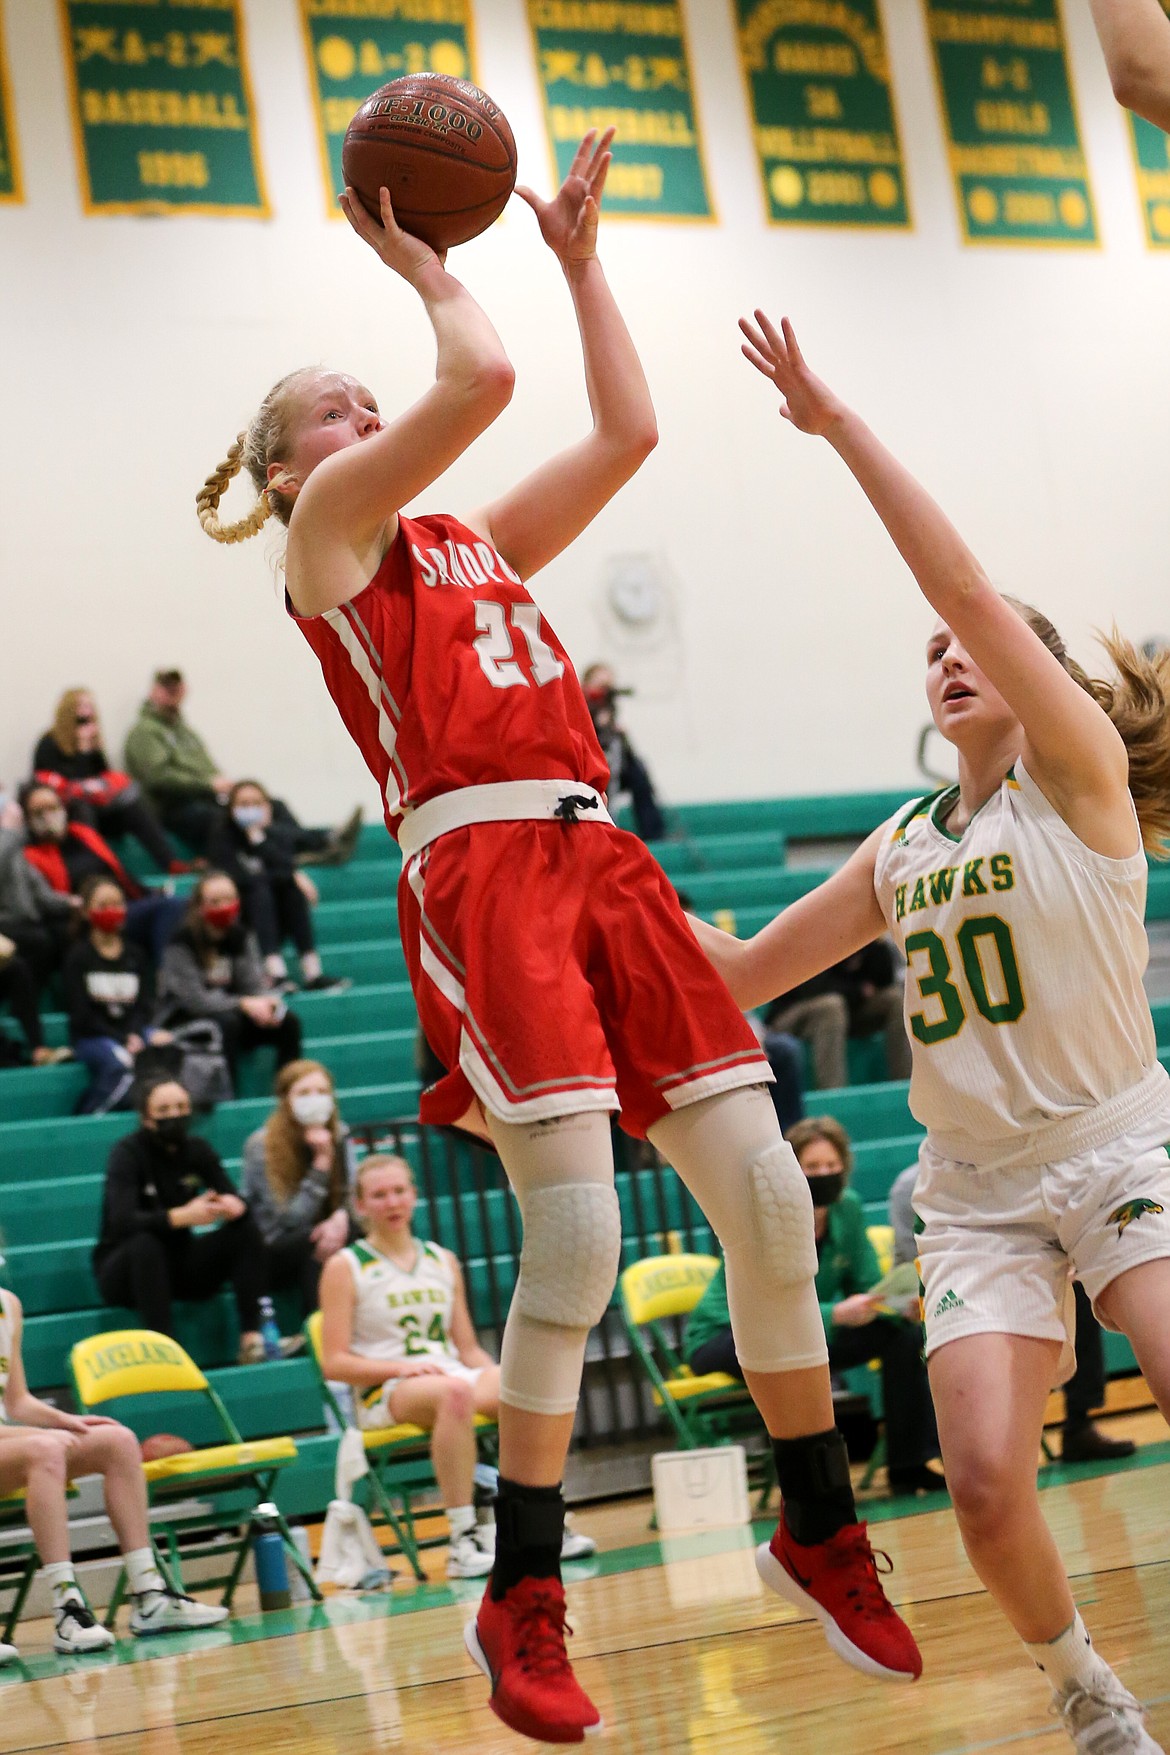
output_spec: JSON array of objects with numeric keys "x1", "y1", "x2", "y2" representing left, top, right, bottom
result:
[
  {"x1": 874, "y1": 762, "x2": 1167, "y2": 1157},
  {"x1": 344, "y1": 1238, "x2": 458, "y2": 1364},
  {"x1": 0, "y1": 1290, "x2": 16, "y2": 1411}
]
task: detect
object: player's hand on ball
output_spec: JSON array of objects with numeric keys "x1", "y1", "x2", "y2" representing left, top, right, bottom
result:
[
  {"x1": 516, "y1": 128, "x2": 613, "y2": 268},
  {"x1": 739, "y1": 310, "x2": 845, "y2": 437},
  {"x1": 339, "y1": 185, "x2": 448, "y2": 282}
]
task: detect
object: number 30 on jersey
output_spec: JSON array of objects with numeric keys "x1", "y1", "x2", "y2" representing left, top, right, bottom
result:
[{"x1": 906, "y1": 915, "x2": 1025, "y2": 1044}]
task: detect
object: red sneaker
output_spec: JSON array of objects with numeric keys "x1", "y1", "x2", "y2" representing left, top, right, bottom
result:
[
  {"x1": 465, "y1": 1577, "x2": 602, "y2": 1744},
  {"x1": 756, "y1": 1519, "x2": 922, "y2": 1682}
]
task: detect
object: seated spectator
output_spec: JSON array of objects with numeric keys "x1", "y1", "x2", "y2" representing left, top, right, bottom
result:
[
  {"x1": 0, "y1": 798, "x2": 78, "y2": 1028},
  {"x1": 758, "y1": 1020, "x2": 805, "y2": 1136},
  {"x1": 242, "y1": 1059, "x2": 357, "y2": 1317},
  {"x1": 0, "y1": 933, "x2": 72, "y2": 1066},
  {"x1": 20, "y1": 782, "x2": 185, "y2": 963},
  {"x1": 92, "y1": 1077, "x2": 297, "y2": 1363},
  {"x1": 887, "y1": 1162, "x2": 1134, "y2": 1467},
  {"x1": 33, "y1": 689, "x2": 185, "y2": 874},
  {"x1": 763, "y1": 937, "x2": 910, "y2": 1091},
  {"x1": 208, "y1": 782, "x2": 348, "y2": 993},
  {"x1": 125, "y1": 669, "x2": 362, "y2": 864},
  {"x1": 0, "y1": 1265, "x2": 227, "y2": 1662},
  {"x1": 63, "y1": 876, "x2": 173, "y2": 1115},
  {"x1": 320, "y1": 1156, "x2": 596, "y2": 1578},
  {"x1": 581, "y1": 663, "x2": 666, "y2": 841},
  {"x1": 685, "y1": 1116, "x2": 942, "y2": 1496},
  {"x1": 157, "y1": 873, "x2": 303, "y2": 1086}
]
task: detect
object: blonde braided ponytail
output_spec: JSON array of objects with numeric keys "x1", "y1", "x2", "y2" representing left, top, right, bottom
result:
[{"x1": 196, "y1": 434, "x2": 276, "y2": 545}]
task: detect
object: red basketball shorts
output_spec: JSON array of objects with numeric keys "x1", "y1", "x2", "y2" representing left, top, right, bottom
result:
[{"x1": 398, "y1": 820, "x2": 770, "y2": 1139}]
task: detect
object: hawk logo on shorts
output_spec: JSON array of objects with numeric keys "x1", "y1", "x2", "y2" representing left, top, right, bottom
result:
[{"x1": 1108, "y1": 1198, "x2": 1165, "y2": 1239}]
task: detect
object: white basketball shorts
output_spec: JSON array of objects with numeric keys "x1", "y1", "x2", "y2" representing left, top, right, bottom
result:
[{"x1": 357, "y1": 1358, "x2": 486, "y2": 1430}]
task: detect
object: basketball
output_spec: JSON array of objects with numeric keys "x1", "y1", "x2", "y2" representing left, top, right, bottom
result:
[
  {"x1": 342, "y1": 74, "x2": 517, "y2": 252},
  {"x1": 140, "y1": 1433, "x2": 194, "y2": 1464}
]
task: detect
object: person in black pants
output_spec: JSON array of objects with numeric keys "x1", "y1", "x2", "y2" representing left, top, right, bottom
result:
[
  {"x1": 156, "y1": 872, "x2": 303, "y2": 1089},
  {"x1": 63, "y1": 876, "x2": 172, "y2": 1114},
  {"x1": 206, "y1": 782, "x2": 346, "y2": 993},
  {"x1": 92, "y1": 1079, "x2": 278, "y2": 1365}
]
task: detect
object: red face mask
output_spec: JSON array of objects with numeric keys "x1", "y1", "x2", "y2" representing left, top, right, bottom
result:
[
  {"x1": 88, "y1": 905, "x2": 126, "y2": 934},
  {"x1": 202, "y1": 901, "x2": 240, "y2": 931}
]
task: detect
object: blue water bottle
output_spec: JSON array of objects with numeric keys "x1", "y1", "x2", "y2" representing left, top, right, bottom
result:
[
  {"x1": 258, "y1": 1296, "x2": 283, "y2": 1361},
  {"x1": 252, "y1": 1503, "x2": 291, "y2": 1610}
]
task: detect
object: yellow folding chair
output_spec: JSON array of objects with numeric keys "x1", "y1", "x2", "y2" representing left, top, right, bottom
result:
[
  {"x1": 304, "y1": 1311, "x2": 497, "y2": 1582},
  {"x1": 618, "y1": 1253, "x2": 777, "y2": 1508},
  {"x1": 70, "y1": 1329, "x2": 320, "y2": 1620}
]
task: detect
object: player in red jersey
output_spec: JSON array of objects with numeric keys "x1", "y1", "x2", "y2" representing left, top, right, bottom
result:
[{"x1": 197, "y1": 133, "x2": 920, "y2": 1743}]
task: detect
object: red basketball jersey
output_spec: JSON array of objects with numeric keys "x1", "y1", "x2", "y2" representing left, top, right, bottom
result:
[{"x1": 289, "y1": 512, "x2": 609, "y2": 839}]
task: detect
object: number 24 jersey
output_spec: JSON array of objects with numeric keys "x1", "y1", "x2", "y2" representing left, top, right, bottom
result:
[
  {"x1": 873, "y1": 761, "x2": 1165, "y2": 1156},
  {"x1": 343, "y1": 1238, "x2": 458, "y2": 1364}
]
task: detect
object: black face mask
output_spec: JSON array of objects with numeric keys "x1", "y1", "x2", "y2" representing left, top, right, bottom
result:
[
  {"x1": 152, "y1": 1115, "x2": 191, "y2": 1149},
  {"x1": 808, "y1": 1172, "x2": 845, "y2": 1209}
]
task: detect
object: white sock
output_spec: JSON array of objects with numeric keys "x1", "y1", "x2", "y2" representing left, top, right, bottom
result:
[
  {"x1": 42, "y1": 1562, "x2": 81, "y2": 1608},
  {"x1": 1026, "y1": 1613, "x2": 1107, "y2": 1694},
  {"x1": 300, "y1": 951, "x2": 322, "y2": 982},
  {"x1": 264, "y1": 953, "x2": 288, "y2": 981},
  {"x1": 124, "y1": 1547, "x2": 165, "y2": 1597},
  {"x1": 448, "y1": 1505, "x2": 476, "y2": 1541}
]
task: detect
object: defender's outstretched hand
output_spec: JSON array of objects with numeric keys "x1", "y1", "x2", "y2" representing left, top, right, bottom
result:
[
  {"x1": 339, "y1": 185, "x2": 447, "y2": 282},
  {"x1": 739, "y1": 310, "x2": 846, "y2": 437},
  {"x1": 516, "y1": 129, "x2": 614, "y2": 268}
]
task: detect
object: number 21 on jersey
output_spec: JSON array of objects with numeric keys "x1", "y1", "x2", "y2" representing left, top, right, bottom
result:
[{"x1": 473, "y1": 601, "x2": 565, "y2": 690}]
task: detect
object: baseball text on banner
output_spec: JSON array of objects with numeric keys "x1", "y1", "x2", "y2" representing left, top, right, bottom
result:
[
  {"x1": 923, "y1": 0, "x2": 1097, "y2": 246},
  {"x1": 59, "y1": 0, "x2": 267, "y2": 215},
  {"x1": 527, "y1": 0, "x2": 713, "y2": 219},
  {"x1": 734, "y1": 0, "x2": 910, "y2": 229},
  {"x1": 299, "y1": 0, "x2": 478, "y2": 217}
]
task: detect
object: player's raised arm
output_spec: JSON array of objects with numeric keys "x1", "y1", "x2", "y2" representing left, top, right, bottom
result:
[
  {"x1": 1090, "y1": 0, "x2": 1170, "y2": 133},
  {"x1": 281, "y1": 190, "x2": 515, "y2": 616},
  {"x1": 466, "y1": 131, "x2": 658, "y2": 580},
  {"x1": 740, "y1": 310, "x2": 1131, "y2": 845}
]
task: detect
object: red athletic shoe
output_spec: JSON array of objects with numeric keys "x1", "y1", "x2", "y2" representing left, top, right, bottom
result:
[
  {"x1": 465, "y1": 1577, "x2": 602, "y2": 1744},
  {"x1": 756, "y1": 1519, "x2": 922, "y2": 1682}
]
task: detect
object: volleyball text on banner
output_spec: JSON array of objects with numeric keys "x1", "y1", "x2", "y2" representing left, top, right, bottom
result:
[
  {"x1": 527, "y1": 0, "x2": 713, "y2": 220},
  {"x1": 0, "y1": 0, "x2": 22, "y2": 203},
  {"x1": 58, "y1": 0, "x2": 267, "y2": 215},
  {"x1": 299, "y1": 0, "x2": 478, "y2": 219},
  {"x1": 1126, "y1": 0, "x2": 1170, "y2": 247},
  {"x1": 923, "y1": 0, "x2": 1097, "y2": 246},
  {"x1": 734, "y1": 0, "x2": 910, "y2": 229}
]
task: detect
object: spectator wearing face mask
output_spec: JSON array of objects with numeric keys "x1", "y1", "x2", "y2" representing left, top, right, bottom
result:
[
  {"x1": 91, "y1": 1079, "x2": 288, "y2": 1364},
  {"x1": 581, "y1": 663, "x2": 666, "y2": 842},
  {"x1": 156, "y1": 873, "x2": 303, "y2": 1086},
  {"x1": 33, "y1": 690, "x2": 189, "y2": 875},
  {"x1": 20, "y1": 783, "x2": 186, "y2": 964},
  {"x1": 207, "y1": 783, "x2": 348, "y2": 993},
  {"x1": 241, "y1": 1060, "x2": 357, "y2": 1317},
  {"x1": 684, "y1": 1116, "x2": 942, "y2": 1497},
  {"x1": 0, "y1": 790, "x2": 79, "y2": 1028},
  {"x1": 124, "y1": 669, "x2": 362, "y2": 866},
  {"x1": 62, "y1": 877, "x2": 175, "y2": 1115}
]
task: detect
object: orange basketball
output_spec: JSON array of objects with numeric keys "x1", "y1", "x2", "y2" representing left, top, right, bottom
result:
[
  {"x1": 342, "y1": 74, "x2": 517, "y2": 252},
  {"x1": 140, "y1": 1433, "x2": 194, "y2": 1463}
]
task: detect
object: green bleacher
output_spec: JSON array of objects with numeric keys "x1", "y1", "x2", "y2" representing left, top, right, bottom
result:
[{"x1": 0, "y1": 786, "x2": 1158, "y2": 1513}]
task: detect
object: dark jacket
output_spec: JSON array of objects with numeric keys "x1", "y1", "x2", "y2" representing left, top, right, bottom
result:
[
  {"x1": 766, "y1": 940, "x2": 899, "y2": 1031},
  {"x1": 63, "y1": 938, "x2": 154, "y2": 1043},
  {"x1": 93, "y1": 1127, "x2": 239, "y2": 1268},
  {"x1": 0, "y1": 829, "x2": 75, "y2": 932},
  {"x1": 207, "y1": 815, "x2": 299, "y2": 888}
]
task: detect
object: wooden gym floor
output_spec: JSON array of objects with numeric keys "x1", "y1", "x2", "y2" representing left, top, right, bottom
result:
[{"x1": 2, "y1": 1420, "x2": 1167, "y2": 1755}]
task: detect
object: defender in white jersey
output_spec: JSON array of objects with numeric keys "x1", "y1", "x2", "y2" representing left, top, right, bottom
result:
[
  {"x1": 0, "y1": 1284, "x2": 226, "y2": 1658},
  {"x1": 319, "y1": 1157, "x2": 596, "y2": 1580},
  {"x1": 694, "y1": 311, "x2": 1170, "y2": 1754}
]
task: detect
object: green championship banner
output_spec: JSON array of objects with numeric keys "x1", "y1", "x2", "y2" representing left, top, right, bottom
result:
[
  {"x1": 0, "y1": 2, "x2": 23, "y2": 203},
  {"x1": 734, "y1": 0, "x2": 910, "y2": 229},
  {"x1": 924, "y1": 0, "x2": 1097, "y2": 246},
  {"x1": 527, "y1": 1, "x2": 713, "y2": 220},
  {"x1": 299, "y1": 1, "x2": 478, "y2": 218},
  {"x1": 1127, "y1": 0, "x2": 1170, "y2": 247},
  {"x1": 59, "y1": 1, "x2": 267, "y2": 215}
]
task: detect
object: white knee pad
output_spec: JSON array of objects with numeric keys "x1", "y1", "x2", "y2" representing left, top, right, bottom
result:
[
  {"x1": 745, "y1": 1143, "x2": 819, "y2": 1287},
  {"x1": 514, "y1": 1183, "x2": 622, "y2": 1330}
]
